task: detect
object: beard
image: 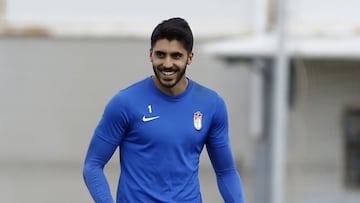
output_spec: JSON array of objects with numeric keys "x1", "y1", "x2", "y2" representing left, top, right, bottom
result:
[{"x1": 152, "y1": 65, "x2": 187, "y2": 88}]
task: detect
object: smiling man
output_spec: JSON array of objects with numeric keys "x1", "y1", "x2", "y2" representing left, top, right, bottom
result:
[{"x1": 83, "y1": 17, "x2": 245, "y2": 203}]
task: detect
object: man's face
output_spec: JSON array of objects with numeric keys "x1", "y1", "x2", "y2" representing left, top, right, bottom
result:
[{"x1": 150, "y1": 39, "x2": 193, "y2": 89}]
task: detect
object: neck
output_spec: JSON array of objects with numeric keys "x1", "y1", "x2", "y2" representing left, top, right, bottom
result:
[{"x1": 152, "y1": 76, "x2": 188, "y2": 96}]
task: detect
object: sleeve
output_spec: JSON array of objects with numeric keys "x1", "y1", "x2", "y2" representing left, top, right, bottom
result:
[
  {"x1": 83, "y1": 136, "x2": 117, "y2": 203},
  {"x1": 207, "y1": 145, "x2": 245, "y2": 203},
  {"x1": 83, "y1": 94, "x2": 129, "y2": 203},
  {"x1": 206, "y1": 96, "x2": 245, "y2": 203}
]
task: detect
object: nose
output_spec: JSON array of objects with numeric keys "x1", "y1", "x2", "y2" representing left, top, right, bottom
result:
[{"x1": 163, "y1": 57, "x2": 173, "y2": 68}]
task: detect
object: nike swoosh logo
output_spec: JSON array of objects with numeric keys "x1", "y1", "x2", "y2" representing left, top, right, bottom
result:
[{"x1": 142, "y1": 115, "x2": 160, "y2": 122}]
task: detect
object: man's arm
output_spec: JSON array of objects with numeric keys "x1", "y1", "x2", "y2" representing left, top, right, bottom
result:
[
  {"x1": 83, "y1": 135, "x2": 118, "y2": 203},
  {"x1": 206, "y1": 95, "x2": 245, "y2": 202},
  {"x1": 207, "y1": 144, "x2": 245, "y2": 203},
  {"x1": 83, "y1": 92, "x2": 128, "y2": 202}
]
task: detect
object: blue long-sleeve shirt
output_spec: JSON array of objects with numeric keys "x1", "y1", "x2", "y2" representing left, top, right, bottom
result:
[{"x1": 83, "y1": 76, "x2": 245, "y2": 203}]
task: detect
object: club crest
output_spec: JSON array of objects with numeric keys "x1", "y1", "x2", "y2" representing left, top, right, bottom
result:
[{"x1": 193, "y1": 111, "x2": 203, "y2": 130}]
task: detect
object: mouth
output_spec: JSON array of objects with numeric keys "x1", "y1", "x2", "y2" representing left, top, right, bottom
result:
[
  {"x1": 153, "y1": 65, "x2": 186, "y2": 89},
  {"x1": 159, "y1": 68, "x2": 178, "y2": 79}
]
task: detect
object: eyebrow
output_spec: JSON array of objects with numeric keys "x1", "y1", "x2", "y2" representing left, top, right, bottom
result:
[{"x1": 154, "y1": 50, "x2": 184, "y2": 56}]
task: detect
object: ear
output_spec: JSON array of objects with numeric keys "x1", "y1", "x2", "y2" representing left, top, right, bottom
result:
[
  {"x1": 187, "y1": 52, "x2": 194, "y2": 65},
  {"x1": 149, "y1": 49, "x2": 153, "y2": 62}
]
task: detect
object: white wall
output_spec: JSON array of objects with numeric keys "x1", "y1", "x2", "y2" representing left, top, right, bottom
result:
[{"x1": 287, "y1": 61, "x2": 360, "y2": 203}]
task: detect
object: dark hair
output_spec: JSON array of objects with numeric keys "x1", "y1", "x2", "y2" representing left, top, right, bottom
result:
[{"x1": 150, "y1": 17, "x2": 193, "y2": 53}]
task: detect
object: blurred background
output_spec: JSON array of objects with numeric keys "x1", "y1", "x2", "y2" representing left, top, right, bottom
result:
[{"x1": 0, "y1": 0, "x2": 360, "y2": 203}]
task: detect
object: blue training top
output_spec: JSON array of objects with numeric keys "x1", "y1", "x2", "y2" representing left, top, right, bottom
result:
[{"x1": 83, "y1": 76, "x2": 245, "y2": 203}]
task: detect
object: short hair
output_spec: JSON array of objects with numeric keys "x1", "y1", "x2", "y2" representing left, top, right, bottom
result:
[{"x1": 150, "y1": 17, "x2": 193, "y2": 53}]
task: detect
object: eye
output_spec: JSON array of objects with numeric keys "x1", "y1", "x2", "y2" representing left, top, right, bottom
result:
[
  {"x1": 155, "y1": 51, "x2": 165, "y2": 58},
  {"x1": 171, "y1": 53, "x2": 183, "y2": 59}
]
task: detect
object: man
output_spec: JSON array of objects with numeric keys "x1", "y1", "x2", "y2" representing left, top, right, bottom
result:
[{"x1": 83, "y1": 17, "x2": 245, "y2": 203}]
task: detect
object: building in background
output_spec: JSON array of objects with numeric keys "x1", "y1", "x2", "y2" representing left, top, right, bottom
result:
[
  {"x1": 1, "y1": 0, "x2": 360, "y2": 203},
  {"x1": 204, "y1": 0, "x2": 360, "y2": 203}
]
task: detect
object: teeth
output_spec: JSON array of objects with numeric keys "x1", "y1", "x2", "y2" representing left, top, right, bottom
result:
[{"x1": 162, "y1": 71, "x2": 175, "y2": 75}]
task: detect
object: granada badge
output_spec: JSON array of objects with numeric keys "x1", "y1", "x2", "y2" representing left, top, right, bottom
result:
[{"x1": 193, "y1": 111, "x2": 203, "y2": 130}]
